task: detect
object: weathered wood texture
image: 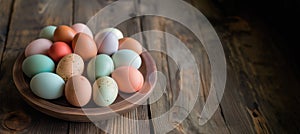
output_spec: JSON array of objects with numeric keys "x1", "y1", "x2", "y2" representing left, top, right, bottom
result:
[
  {"x1": 0, "y1": 0, "x2": 300, "y2": 133},
  {"x1": 0, "y1": 0, "x2": 72, "y2": 133}
]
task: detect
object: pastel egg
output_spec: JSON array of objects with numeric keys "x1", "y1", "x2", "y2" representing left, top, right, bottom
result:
[
  {"x1": 56, "y1": 54, "x2": 84, "y2": 81},
  {"x1": 22, "y1": 54, "x2": 55, "y2": 78},
  {"x1": 112, "y1": 49, "x2": 142, "y2": 69},
  {"x1": 72, "y1": 33, "x2": 97, "y2": 61},
  {"x1": 98, "y1": 28, "x2": 123, "y2": 39},
  {"x1": 93, "y1": 76, "x2": 118, "y2": 106},
  {"x1": 65, "y1": 75, "x2": 92, "y2": 107},
  {"x1": 119, "y1": 37, "x2": 143, "y2": 55},
  {"x1": 94, "y1": 31, "x2": 118, "y2": 55},
  {"x1": 87, "y1": 54, "x2": 114, "y2": 81},
  {"x1": 30, "y1": 72, "x2": 65, "y2": 99},
  {"x1": 39, "y1": 25, "x2": 57, "y2": 41},
  {"x1": 48, "y1": 42, "x2": 72, "y2": 62},
  {"x1": 53, "y1": 25, "x2": 76, "y2": 44},
  {"x1": 25, "y1": 38, "x2": 53, "y2": 57},
  {"x1": 71, "y1": 23, "x2": 93, "y2": 39},
  {"x1": 112, "y1": 66, "x2": 144, "y2": 93}
]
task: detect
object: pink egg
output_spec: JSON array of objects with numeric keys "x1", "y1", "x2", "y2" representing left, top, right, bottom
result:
[
  {"x1": 71, "y1": 23, "x2": 93, "y2": 39},
  {"x1": 25, "y1": 38, "x2": 53, "y2": 57},
  {"x1": 112, "y1": 66, "x2": 144, "y2": 93},
  {"x1": 119, "y1": 37, "x2": 143, "y2": 55}
]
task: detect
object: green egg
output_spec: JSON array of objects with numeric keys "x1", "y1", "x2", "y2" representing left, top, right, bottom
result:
[
  {"x1": 39, "y1": 25, "x2": 57, "y2": 41},
  {"x1": 22, "y1": 54, "x2": 55, "y2": 77},
  {"x1": 30, "y1": 72, "x2": 65, "y2": 99},
  {"x1": 87, "y1": 54, "x2": 114, "y2": 81}
]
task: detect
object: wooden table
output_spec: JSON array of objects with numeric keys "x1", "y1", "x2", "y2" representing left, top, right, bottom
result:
[{"x1": 1, "y1": 0, "x2": 300, "y2": 133}]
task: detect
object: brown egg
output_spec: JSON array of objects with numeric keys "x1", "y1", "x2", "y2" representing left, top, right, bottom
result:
[
  {"x1": 72, "y1": 33, "x2": 97, "y2": 61},
  {"x1": 65, "y1": 75, "x2": 92, "y2": 107},
  {"x1": 56, "y1": 54, "x2": 84, "y2": 81},
  {"x1": 53, "y1": 25, "x2": 76, "y2": 44},
  {"x1": 119, "y1": 37, "x2": 143, "y2": 55}
]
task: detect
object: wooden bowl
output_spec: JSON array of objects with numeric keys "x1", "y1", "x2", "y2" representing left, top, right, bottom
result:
[{"x1": 13, "y1": 51, "x2": 157, "y2": 122}]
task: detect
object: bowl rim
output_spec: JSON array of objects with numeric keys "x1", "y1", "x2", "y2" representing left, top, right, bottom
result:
[{"x1": 13, "y1": 51, "x2": 157, "y2": 122}]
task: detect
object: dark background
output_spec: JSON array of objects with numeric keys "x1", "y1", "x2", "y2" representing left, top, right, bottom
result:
[{"x1": 214, "y1": 0, "x2": 300, "y2": 76}]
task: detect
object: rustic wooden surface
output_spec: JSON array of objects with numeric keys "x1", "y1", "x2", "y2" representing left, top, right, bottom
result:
[{"x1": 1, "y1": 0, "x2": 300, "y2": 133}]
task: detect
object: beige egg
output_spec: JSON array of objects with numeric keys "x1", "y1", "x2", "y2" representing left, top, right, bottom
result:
[{"x1": 56, "y1": 54, "x2": 84, "y2": 81}]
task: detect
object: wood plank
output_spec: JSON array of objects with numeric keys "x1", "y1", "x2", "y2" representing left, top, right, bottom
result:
[
  {"x1": 138, "y1": 2, "x2": 253, "y2": 133},
  {"x1": 218, "y1": 15, "x2": 300, "y2": 133},
  {"x1": 71, "y1": 0, "x2": 151, "y2": 133},
  {"x1": 140, "y1": 17, "x2": 231, "y2": 134},
  {"x1": 0, "y1": 0, "x2": 72, "y2": 133},
  {"x1": 135, "y1": 0, "x2": 230, "y2": 133},
  {"x1": 0, "y1": 0, "x2": 14, "y2": 61}
]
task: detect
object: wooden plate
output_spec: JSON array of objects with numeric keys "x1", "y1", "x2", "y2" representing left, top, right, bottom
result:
[{"x1": 13, "y1": 51, "x2": 157, "y2": 122}]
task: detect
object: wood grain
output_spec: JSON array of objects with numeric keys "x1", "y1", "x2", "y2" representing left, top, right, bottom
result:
[
  {"x1": 0, "y1": 0, "x2": 13, "y2": 63},
  {"x1": 218, "y1": 16, "x2": 300, "y2": 133},
  {"x1": 0, "y1": 0, "x2": 72, "y2": 133}
]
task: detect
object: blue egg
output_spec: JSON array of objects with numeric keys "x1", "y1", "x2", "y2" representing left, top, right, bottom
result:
[
  {"x1": 112, "y1": 49, "x2": 142, "y2": 69},
  {"x1": 30, "y1": 72, "x2": 65, "y2": 99},
  {"x1": 22, "y1": 54, "x2": 55, "y2": 77}
]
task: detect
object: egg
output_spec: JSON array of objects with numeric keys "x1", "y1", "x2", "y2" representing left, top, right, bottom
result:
[
  {"x1": 39, "y1": 25, "x2": 57, "y2": 41},
  {"x1": 94, "y1": 31, "x2": 118, "y2": 55},
  {"x1": 93, "y1": 76, "x2": 118, "y2": 106},
  {"x1": 112, "y1": 66, "x2": 144, "y2": 93},
  {"x1": 22, "y1": 54, "x2": 55, "y2": 78},
  {"x1": 98, "y1": 28, "x2": 123, "y2": 39},
  {"x1": 30, "y1": 72, "x2": 65, "y2": 99},
  {"x1": 48, "y1": 42, "x2": 72, "y2": 62},
  {"x1": 87, "y1": 54, "x2": 114, "y2": 81},
  {"x1": 53, "y1": 25, "x2": 76, "y2": 44},
  {"x1": 72, "y1": 33, "x2": 97, "y2": 61},
  {"x1": 112, "y1": 49, "x2": 142, "y2": 69},
  {"x1": 119, "y1": 37, "x2": 143, "y2": 55},
  {"x1": 71, "y1": 23, "x2": 93, "y2": 39},
  {"x1": 25, "y1": 38, "x2": 53, "y2": 57},
  {"x1": 56, "y1": 54, "x2": 84, "y2": 81},
  {"x1": 65, "y1": 75, "x2": 92, "y2": 107}
]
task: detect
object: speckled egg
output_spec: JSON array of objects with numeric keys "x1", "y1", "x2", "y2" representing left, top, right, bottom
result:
[
  {"x1": 112, "y1": 66, "x2": 144, "y2": 93},
  {"x1": 71, "y1": 23, "x2": 93, "y2": 39},
  {"x1": 119, "y1": 37, "x2": 143, "y2": 55},
  {"x1": 30, "y1": 72, "x2": 65, "y2": 99},
  {"x1": 65, "y1": 75, "x2": 92, "y2": 107},
  {"x1": 39, "y1": 25, "x2": 57, "y2": 41},
  {"x1": 93, "y1": 76, "x2": 118, "y2": 106},
  {"x1": 72, "y1": 33, "x2": 97, "y2": 61},
  {"x1": 112, "y1": 49, "x2": 142, "y2": 69},
  {"x1": 22, "y1": 54, "x2": 55, "y2": 78},
  {"x1": 56, "y1": 54, "x2": 84, "y2": 81},
  {"x1": 25, "y1": 38, "x2": 53, "y2": 57},
  {"x1": 87, "y1": 54, "x2": 114, "y2": 81},
  {"x1": 94, "y1": 31, "x2": 118, "y2": 55}
]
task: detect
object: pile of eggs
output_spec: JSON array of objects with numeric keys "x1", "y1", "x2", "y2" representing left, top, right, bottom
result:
[{"x1": 22, "y1": 23, "x2": 144, "y2": 107}]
